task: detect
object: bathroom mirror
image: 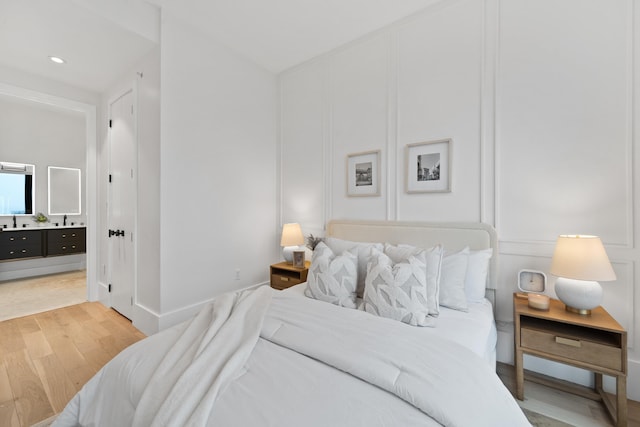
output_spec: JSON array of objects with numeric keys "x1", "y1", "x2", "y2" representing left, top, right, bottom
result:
[
  {"x1": 0, "y1": 162, "x2": 35, "y2": 216},
  {"x1": 48, "y1": 166, "x2": 81, "y2": 215}
]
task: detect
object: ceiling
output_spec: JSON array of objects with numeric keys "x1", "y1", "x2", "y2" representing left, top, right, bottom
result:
[{"x1": 0, "y1": 0, "x2": 439, "y2": 94}]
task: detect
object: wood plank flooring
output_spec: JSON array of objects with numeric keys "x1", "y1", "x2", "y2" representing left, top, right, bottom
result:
[
  {"x1": 0, "y1": 302, "x2": 145, "y2": 427},
  {"x1": 497, "y1": 362, "x2": 640, "y2": 426}
]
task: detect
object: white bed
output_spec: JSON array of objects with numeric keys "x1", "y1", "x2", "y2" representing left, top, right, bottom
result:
[{"x1": 52, "y1": 220, "x2": 529, "y2": 427}]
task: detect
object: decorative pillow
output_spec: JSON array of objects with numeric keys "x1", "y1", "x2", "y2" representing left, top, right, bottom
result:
[
  {"x1": 324, "y1": 237, "x2": 383, "y2": 298},
  {"x1": 384, "y1": 243, "x2": 443, "y2": 316},
  {"x1": 304, "y1": 242, "x2": 358, "y2": 308},
  {"x1": 465, "y1": 248, "x2": 493, "y2": 303},
  {"x1": 439, "y1": 248, "x2": 469, "y2": 312},
  {"x1": 362, "y1": 248, "x2": 435, "y2": 327}
]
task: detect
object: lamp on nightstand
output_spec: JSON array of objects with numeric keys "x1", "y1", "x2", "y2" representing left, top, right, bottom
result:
[
  {"x1": 550, "y1": 234, "x2": 616, "y2": 315},
  {"x1": 281, "y1": 223, "x2": 304, "y2": 264}
]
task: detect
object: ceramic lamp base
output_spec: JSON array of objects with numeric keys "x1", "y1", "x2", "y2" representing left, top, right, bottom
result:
[
  {"x1": 282, "y1": 246, "x2": 298, "y2": 264},
  {"x1": 554, "y1": 277, "x2": 602, "y2": 315}
]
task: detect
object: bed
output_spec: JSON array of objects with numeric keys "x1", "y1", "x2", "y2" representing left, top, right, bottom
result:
[{"x1": 52, "y1": 220, "x2": 530, "y2": 427}]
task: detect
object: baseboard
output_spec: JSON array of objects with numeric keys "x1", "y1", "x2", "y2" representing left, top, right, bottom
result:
[
  {"x1": 128, "y1": 282, "x2": 269, "y2": 336},
  {"x1": 156, "y1": 282, "x2": 269, "y2": 332},
  {"x1": 0, "y1": 258, "x2": 86, "y2": 282}
]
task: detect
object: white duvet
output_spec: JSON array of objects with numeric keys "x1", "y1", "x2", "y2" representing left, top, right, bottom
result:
[{"x1": 53, "y1": 286, "x2": 530, "y2": 427}]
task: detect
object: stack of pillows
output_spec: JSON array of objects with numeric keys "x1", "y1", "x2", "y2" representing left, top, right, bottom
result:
[{"x1": 304, "y1": 237, "x2": 492, "y2": 327}]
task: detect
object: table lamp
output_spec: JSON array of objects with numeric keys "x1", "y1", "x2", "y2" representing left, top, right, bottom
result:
[
  {"x1": 549, "y1": 234, "x2": 616, "y2": 315},
  {"x1": 281, "y1": 223, "x2": 304, "y2": 264}
]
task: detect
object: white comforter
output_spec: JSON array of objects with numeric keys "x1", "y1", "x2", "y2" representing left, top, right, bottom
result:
[{"x1": 54, "y1": 286, "x2": 530, "y2": 427}]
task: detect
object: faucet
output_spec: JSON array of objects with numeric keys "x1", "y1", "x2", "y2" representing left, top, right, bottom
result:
[
  {"x1": 63, "y1": 214, "x2": 67, "y2": 226},
  {"x1": 12, "y1": 215, "x2": 16, "y2": 228}
]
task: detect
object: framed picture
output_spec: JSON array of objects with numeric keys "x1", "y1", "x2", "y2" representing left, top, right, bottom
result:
[
  {"x1": 347, "y1": 150, "x2": 380, "y2": 197},
  {"x1": 292, "y1": 250, "x2": 305, "y2": 268},
  {"x1": 405, "y1": 138, "x2": 451, "y2": 193}
]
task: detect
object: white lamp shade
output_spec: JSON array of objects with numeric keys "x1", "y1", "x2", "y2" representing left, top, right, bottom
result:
[
  {"x1": 281, "y1": 223, "x2": 304, "y2": 263},
  {"x1": 549, "y1": 235, "x2": 616, "y2": 282},
  {"x1": 281, "y1": 223, "x2": 304, "y2": 247}
]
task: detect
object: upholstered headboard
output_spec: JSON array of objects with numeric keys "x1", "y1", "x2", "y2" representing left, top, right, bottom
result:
[{"x1": 326, "y1": 220, "x2": 499, "y2": 299}]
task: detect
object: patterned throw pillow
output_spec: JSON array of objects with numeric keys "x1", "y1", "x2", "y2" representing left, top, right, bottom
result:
[
  {"x1": 384, "y1": 243, "x2": 443, "y2": 317},
  {"x1": 324, "y1": 237, "x2": 383, "y2": 299},
  {"x1": 362, "y1": 248, "x2": 436, "y2": 327},
  {"x1": 304, "y1": 242, "x2": 358, "y2": 308}
]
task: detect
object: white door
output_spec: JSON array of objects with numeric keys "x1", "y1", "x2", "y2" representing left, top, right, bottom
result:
[{"x1": 108, "y1": 90, "x2": 136, "y2": 319}]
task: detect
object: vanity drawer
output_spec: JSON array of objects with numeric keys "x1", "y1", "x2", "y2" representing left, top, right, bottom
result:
[
  {"x1": 0, "y1": 230, "x2": 43, "y2": 260},
  {"x1": 521, "y1": 327, "x2": 622, "y2": 371},
  {"x1": 46, "y1": 228, "x2": 86, "y2": 255}
]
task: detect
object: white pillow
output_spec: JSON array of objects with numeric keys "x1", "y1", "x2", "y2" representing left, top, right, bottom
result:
[
  {"x1": 304, "y1": 242, "x2": 358, "y2": 308},
  {"x1": 439, "y1": 248, "x2": 469, "y2": 312},
  {"x1": 324, "y1": 237, "x2": 383, "y2": 298},
  {"x1": 384, "y1": 243, "x2": 443, "y2": 316},
  {"x1": 465, "y1": 248, "x2": 493, "y2": 302},
  {"x1": 362, "y1": 248, "x2": 436, "y2": 327}
]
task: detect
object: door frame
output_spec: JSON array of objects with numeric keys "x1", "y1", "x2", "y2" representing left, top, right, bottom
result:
[
  {"x1": 0, "y1": 82, "x2": 98, "y2": 300},
  {"x1": 107, "y1": 83, "x2": 138, "y2": 316}
]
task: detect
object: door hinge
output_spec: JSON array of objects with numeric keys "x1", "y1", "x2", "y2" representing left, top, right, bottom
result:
[
  {"x1": 108, "y1": 283, "x2": 112, "y2": 293},
  {"x1": 131, "y1": 297, "x2": 133, "y2": 306},
  {"x1": 109, "y1": 174, "x2": 112, "y2": 183},
  {"x1": 109, "y1": 119, "x2": 112, "y2": 128}
]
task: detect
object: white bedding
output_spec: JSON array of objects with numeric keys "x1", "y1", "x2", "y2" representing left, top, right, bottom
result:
[
  {"x1": 287, "y1": 282, "x2": 497, "y2": 365},
  {"x1": 54, "y1": 286, "x2": 529, "y2": 427}
]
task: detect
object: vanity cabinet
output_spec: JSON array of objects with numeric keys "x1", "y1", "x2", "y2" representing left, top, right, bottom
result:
[
  {"x1": 0, "y1": 227, "x2": 86, "y2": 261},
  {"x1": 0, "y1": 230, "x2": 43, "y2": 260},
  {"x1": 47, "y1": 228, "x2": 86, "y2": 256}
]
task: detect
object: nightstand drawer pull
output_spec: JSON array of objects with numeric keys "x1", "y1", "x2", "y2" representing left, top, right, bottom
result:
[
  {"x1": 555, "y1": 336, "x2": 581, "y2": 348},
  {"x1": 280, "y1": 276, "x2": 289, "y2": 282}
]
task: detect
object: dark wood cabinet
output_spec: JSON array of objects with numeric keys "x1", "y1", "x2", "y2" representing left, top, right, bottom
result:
[
  {"x1": 0, "y1": 230, "x2": 43, "y2": 260},
  {"x1": 47, "y1": 228, "x2": 86, "y2": 256},
  {"x1": 0, "y1": 227, "x2": 86, "y2": 261}
]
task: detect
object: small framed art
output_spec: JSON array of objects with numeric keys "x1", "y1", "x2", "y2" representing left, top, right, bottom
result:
[
  {"x1": 347, "y1": 150, "x2": 380, "y2": 197},
  {"x1": 405, "y1": 139, "x2": 452, "y2": 193},
  {"x1": 292, "y1": 250, "x2": 305, "y2": 268}
]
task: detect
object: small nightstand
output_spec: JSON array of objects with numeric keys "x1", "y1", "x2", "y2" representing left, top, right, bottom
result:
[
  {"x1": 270, "y1": 261, "x2": 310, "y2": 290},
  {"x1": 513, "y1": 293, "x2": 627, "y2": 426}
]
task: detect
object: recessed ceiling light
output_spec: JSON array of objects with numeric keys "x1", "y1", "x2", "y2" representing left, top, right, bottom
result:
[{"x1": 48, "y1": 56, "x2": 66, "y2": 64}]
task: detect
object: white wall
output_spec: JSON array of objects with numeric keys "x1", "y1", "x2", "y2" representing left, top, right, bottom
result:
[
  {"x1": 278, "y1": 0, "x2": 640, "y2": 400},
  {"x1": 157, "y1": 10, "x2": 278, "y2": 329}
]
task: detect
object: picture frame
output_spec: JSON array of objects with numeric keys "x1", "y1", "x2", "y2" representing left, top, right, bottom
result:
[
  {"x1": 292, "y1": 250, "x2": 305, "y2": 268},
  {"x1": 347, "y1": 150, "x2": 380, "y2": 197},
  {"x1": 405, "y1": 138, "x2": 452, "y2": 193}
]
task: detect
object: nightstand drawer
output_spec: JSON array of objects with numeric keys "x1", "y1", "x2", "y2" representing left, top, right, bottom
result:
[
  {"x1": 271, "y1": 274, "x2": 302, "y2": 290},
  {"x1": 521, "y1": 327, "x2": 622, "y2": 371}
]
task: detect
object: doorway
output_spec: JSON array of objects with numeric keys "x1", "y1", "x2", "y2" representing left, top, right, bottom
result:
[{"x1": 0, "y1": 83, "x2": 97, "y2": 311}]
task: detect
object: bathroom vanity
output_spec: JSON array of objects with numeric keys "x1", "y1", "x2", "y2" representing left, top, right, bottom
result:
[{"x1": 0, "y1": 226, "x2": 86, "y2": 261}]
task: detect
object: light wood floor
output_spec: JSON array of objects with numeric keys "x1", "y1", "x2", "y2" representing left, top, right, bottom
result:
[
  {"x1": 0, "y1": 302, "x2": 145, "y2": 426},
  {"x1": 497, "y1": 362, "x2": 640, "y2": 426}
]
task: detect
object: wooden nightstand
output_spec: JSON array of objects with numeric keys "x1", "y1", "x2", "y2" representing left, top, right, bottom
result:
[
  {"x1": 513, "y1": 293, "x2": 627, "y2": 426},
  {"x1": 270, "y1": 261, "x2": 310, "y2": 290}
]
